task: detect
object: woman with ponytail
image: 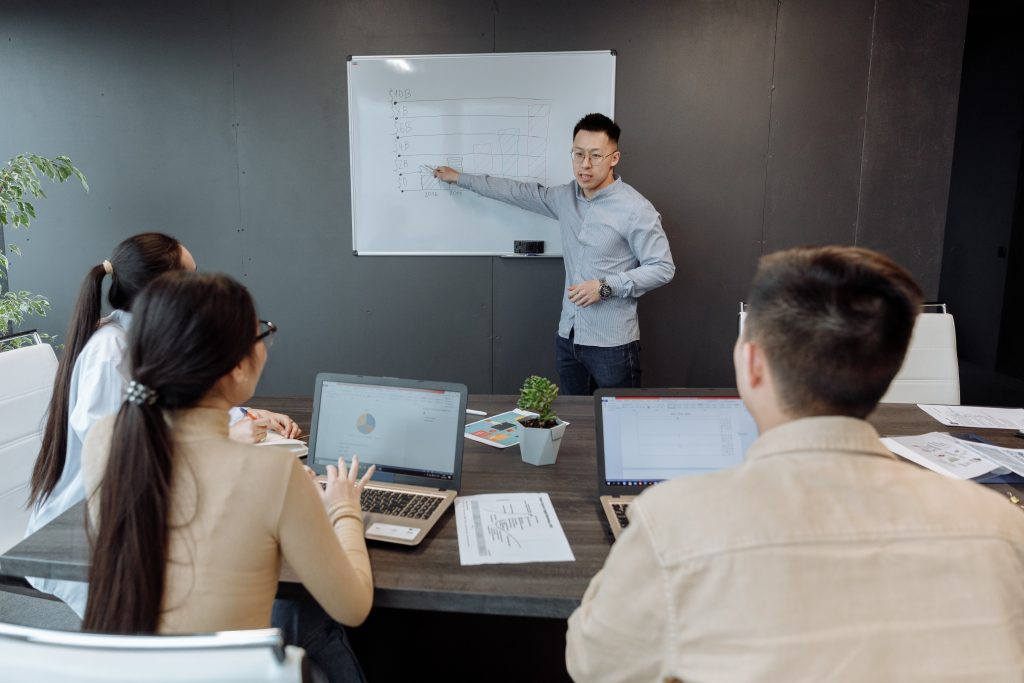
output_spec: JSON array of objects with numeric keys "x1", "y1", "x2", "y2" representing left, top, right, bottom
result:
[
  {"x1": 26, "y1": 232, "x2": 298, "y2": 616},
  {"x1": 25, "y1": 232, "x2": 192, "y2": 612},
  {"x1": 81, "y1": 271, "x2": 373, "y2": 682}
]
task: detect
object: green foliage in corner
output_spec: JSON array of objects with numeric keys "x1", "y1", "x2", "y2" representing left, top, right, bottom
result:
[{"x1": 0, "y1": 154, "x2": 88, "y2": 345}]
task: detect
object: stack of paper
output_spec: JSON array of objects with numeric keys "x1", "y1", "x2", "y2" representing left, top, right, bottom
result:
[
  {"x1": 883, "y1": 432, "x2": 1024, "y2": 480},
  {"x1": 918, "y1": 404, "x2": 1024, "y2": 430}
]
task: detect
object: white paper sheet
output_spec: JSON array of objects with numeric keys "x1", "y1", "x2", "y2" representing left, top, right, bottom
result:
[
  {"x1": 455, "y1": 492, "x2": 575, "y2": 566},
  {"x1": 959, "y1": 442, "x2": 1024, "y2": 477},
  {"x1": 255, "y1": 431, "x2": 309, "y2": 457},
  {"x1": 881, "y1": 433, "x2": 1002, "y2": 480},
  {"x1": 918, "y1": 404, "x2": 1024, "y2": 430}
]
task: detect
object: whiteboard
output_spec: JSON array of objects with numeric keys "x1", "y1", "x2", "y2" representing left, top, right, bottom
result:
[{"x1": 347, "y1": 51, "x2": 616, "y2": 255}]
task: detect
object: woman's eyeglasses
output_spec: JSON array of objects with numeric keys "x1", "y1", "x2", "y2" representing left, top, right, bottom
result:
[{"x1": 256, "y1": 320, "x2": 277, "y2": 349}]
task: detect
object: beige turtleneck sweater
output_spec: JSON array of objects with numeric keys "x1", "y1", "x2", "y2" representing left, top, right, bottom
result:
[{"x1": 83, "y1": 406, "x2": 372, "y2": 632}]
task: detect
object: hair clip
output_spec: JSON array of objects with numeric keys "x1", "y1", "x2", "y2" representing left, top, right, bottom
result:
[{"x1": 126, "y1": 380, "x2": 158, "y2": 406}]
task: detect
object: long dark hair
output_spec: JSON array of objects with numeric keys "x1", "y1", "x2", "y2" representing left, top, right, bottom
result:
[
  {"x1": 82, "y1": 271, "x2": 258, "y2": 634},
  {"x1": 29, "y1": 233, "x2": 183, "y2": 507}
]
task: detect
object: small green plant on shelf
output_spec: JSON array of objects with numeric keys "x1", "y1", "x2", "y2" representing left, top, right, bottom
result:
[
  {"x1": 0, "y1": 154, "x2": 88, "y2": 349},
  {"x1": 516, "y1": 375, "x2": 560, "y2": 429}
]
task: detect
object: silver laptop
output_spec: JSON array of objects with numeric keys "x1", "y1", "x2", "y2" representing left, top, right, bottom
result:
[
  {"x1": 595, "y1": 388, "x2": 759, "y2": 539},
  {"x1": 308, "y1": 373, "x2": 467, "y2": 546}
]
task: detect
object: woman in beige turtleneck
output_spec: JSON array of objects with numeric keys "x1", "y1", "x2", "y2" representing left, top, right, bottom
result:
[{"x1": 81, "y1": 271, "x2": 374, "y2": 682}]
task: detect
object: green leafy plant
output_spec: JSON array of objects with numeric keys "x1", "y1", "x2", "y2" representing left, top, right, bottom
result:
[
  {"x1": 0, "y1": 154, "x2": 88, "y2": 347},
  {"x1": 516, "y1": 375, "x2": 560, "y2": 428}
]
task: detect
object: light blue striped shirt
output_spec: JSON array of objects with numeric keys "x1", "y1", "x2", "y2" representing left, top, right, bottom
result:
[{"x1": 457, "y1": 173, "x2": 675, "y2": 347}]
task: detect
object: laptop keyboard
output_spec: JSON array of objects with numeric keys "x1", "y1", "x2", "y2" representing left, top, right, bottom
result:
[
  {"x1": 361, "y1": 487, "x2": 445, "y2": 520},
  {"x1": 612, "y1": 502, "x2": 630, "y2": 528}
]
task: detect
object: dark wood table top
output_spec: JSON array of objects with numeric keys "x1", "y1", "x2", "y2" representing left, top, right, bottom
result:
[{"x1": 3, "y1": 397, "x2": 1022, "y2": 619}]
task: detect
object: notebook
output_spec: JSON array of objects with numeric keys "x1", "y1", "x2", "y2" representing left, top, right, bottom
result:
[
  {"x1": 595, "y1": 388, "x2": 759, "y2": 539},
  {"x1": 308, "y1": 373, "x2": 467, "y2": 546}
]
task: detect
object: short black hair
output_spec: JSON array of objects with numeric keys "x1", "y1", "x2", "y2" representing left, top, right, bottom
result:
[
  {"x1": 743, "y1": 246, "x2": 923, "y2": 419},
  {"x1": 573, "y1": 113, "x2": 620, "y2": 143}
]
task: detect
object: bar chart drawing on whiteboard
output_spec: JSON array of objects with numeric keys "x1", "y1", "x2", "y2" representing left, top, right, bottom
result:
[{"x1": 390, "y1": 97, "x2": 552, "y2": 192}]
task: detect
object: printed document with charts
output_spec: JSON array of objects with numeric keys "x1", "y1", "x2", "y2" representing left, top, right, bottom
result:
[
  {"x1": 883, "y1": 432, "x2": 1024, "y2": 479},
  {"x1": 455, "y1": 492, "x2": 574, "y2": 565}
]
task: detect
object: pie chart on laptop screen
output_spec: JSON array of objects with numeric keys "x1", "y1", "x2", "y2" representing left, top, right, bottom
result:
[{"x1": 356, "y1": 412, "x2": 376, "y2": 435}]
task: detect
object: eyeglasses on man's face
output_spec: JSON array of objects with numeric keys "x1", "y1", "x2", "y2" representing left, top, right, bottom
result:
[
  {"x1": 256, "y1": 320, "x2": 277, "y2": 349},
  {"x1": 570, "y1": 149, "x2": 619, "y2": 166}
]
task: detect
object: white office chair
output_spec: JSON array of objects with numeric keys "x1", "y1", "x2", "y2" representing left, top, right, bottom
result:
[
  {"x1": 881, "y1": 304, "x2": 960, "y2": 405},
  {"x1": 738, "y1": 302, "x2": 960, "y2": 405},
  {"x1": 0, "y1": 623, "x2": 308, "y2": 683},
  {"x1": 0, "y1": 331, "x2": 58, "y2": 554}
]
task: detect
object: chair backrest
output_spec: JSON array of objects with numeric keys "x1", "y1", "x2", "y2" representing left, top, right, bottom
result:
[
  {"x1": 881, "y1": 305, "x2": 960, "y2": 405},
  {"x1": 738, "y1": 302, "x2": 960, "y2": 406},
  {"x1": 0, "y1": 338, "x2": 58, "y2": 554},
  {"x1": 0, "y1": 623, "x2": 306, "y2": 683}
]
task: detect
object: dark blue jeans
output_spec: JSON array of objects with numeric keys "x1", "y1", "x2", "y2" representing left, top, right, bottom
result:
[
  {"x1": 272, "y1": 598, "x2": 366, "y2": 683},
  {"x1": 555, "y1": 330, "x2": 642, "y2": 396}
]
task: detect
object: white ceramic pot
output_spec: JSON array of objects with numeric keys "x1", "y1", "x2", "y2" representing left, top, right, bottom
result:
[{"x1": 517, "y1": 418, "x2": 569, "y2": 466}]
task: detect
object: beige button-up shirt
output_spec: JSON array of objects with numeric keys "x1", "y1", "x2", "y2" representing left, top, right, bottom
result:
[{"x1": 566, "y1": 416, "x2": 1024, "y2": 682}]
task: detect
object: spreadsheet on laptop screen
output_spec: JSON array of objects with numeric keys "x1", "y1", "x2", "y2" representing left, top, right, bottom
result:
[
  {"x1": 601, "y1": 396, "x2": 758, "y2": 486},
  {"x1": 312, "y1": 381, "x2": 461, "y2": 480}
]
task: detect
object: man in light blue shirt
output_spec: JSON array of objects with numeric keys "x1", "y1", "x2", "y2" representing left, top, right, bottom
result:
[{"x1": 434, "y1": 113, "x2": 675, "y2": 395}]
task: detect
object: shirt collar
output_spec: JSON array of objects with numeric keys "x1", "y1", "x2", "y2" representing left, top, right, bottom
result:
[
  {"x1": 574, "y1": 174, "x2": 622, "y2": 201},
  {"x1": 107, "y1": 308, "x2": 133, "y2": 330},
  {"x1": 746, "y1": 415, "x2": 896, "y2": 463}
]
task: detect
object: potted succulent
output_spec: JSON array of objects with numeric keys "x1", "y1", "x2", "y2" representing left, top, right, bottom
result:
[{"x1": 516, "y1": 375, "x2": 570, "y2": 466}]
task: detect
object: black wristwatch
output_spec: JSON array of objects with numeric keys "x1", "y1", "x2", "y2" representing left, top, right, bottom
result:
[{"x1": 598, "y1": 278, "x2": 612, "y2": 300}]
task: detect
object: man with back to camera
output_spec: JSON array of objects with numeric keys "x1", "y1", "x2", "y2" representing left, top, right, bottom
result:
[
  {"x1": 432, "y1": 113, "x2": 674, "y2": 395},
  {"x1": 565, "y1": 246, "x2": 1024, "y2": 681}
]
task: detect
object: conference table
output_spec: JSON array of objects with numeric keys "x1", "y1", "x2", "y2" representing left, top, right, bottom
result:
[{"x1": 3, "y1": 396, "x2": 1024, "y2": 620}]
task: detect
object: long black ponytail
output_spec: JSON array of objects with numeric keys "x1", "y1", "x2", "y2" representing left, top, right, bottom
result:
[
  {"x1": 83, "y1": 271, "x2": 257, "y2": 633},
  {"x1": 29, "y1": 233, "x2": 183, "y2": 507}
]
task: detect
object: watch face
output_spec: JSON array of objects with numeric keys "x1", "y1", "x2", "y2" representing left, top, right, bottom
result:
[{"x1": 599, "y1": 283, "x2": 612, "y2": 299}]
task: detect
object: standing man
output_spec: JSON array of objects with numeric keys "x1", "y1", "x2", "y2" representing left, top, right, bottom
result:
[
  {"x1": 565, "y1": 246, "x2": 1024, "y2": 681},
  {"x1": 433, "y1": 113, "x2": 674, "y2": 395}
]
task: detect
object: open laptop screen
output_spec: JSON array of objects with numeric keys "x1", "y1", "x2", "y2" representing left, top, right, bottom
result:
[
  {"x1": 600, "y1": 395, "x2": 758, "y2": 488},
  {"x1": 311, "y1": 379, "x2": 463, "y2": 481}
]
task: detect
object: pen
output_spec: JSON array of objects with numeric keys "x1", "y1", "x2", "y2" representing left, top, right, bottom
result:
[
  {"x1": 421, "y1": 164, "x2": 436, "y2": 175},
  {"x1": 239, "y1": 407, "x2": 258, "y2": 421},
  {"x1": 466, "y1": 409, "x2": 487, "y2": 416}
]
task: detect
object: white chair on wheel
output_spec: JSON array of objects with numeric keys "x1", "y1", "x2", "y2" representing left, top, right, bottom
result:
[
  {"x1": 0, "y1": 623, "x2": 308, "y2": 683},
  {"x1": 738, "y1": 303, "x2": 960, "y2": 405},
  {"x1": 881, "y1": 304, "x2": 960, "y2": 405},
  {"x1": 0, "y1": 331, "x2": 58, "y2": 554}
]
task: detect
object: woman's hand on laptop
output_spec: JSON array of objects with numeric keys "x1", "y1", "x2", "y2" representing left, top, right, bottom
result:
[{"x1": 322, "y1": 456, "x2": 376, "y2": 510}]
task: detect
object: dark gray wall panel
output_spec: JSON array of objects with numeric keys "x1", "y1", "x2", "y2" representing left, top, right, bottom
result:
[
  {"x1": 224, "y1": 0, "x2": 496, "y2": 393},
  {"x1": 1, "y1": 1, "x2": 239, "y2": 351},
  {"x1": 855, "y1": 0, "x2": 969, "y2": 299},
  {"x1": 940, "y1": 1, "x2": 1020, "y2": 367},
  {"x1": 491, "y1": 257, "x2": 563, "y2": 393},
  {"x1": 764, "y1": 0, "x2": 874, "y2": 250},
  {"x1": 495, "y1": 0, "x2": 776, "y2": 387},
  {"x1": 1, "y1": 0, "x2": 968, "y2": 397}
]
